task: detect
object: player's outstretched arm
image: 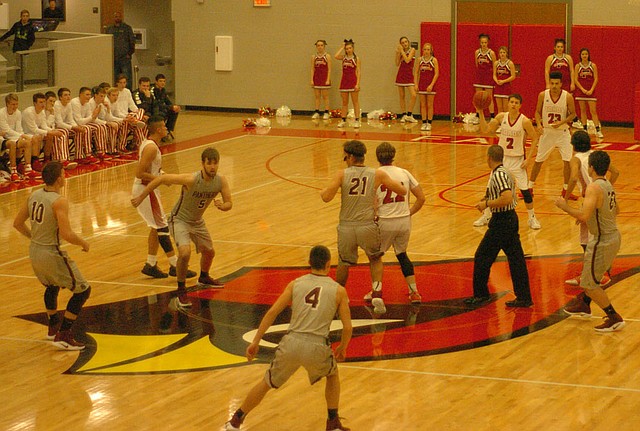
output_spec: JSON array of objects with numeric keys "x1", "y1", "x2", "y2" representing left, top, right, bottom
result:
[
  {"x1": 131, "y1": 173, "x2": 194, "y2": 208},
  {"x1": 246, "y1": 281, "x2": 294, "y2": 361}
]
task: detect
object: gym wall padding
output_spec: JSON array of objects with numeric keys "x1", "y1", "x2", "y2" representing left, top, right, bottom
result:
[{"x1": 420, "y1": 22, "x2": 451, "y2": 116}]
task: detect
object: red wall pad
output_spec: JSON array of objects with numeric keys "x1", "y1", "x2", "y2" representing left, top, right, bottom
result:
[
  {"x1": 420, "y1": 22, "x2": 451, "y2": 116},
  {"x1": 511, "y1": 24, "x2": 565, "y2": 120},
  {"x1": 574, "y1": 25, "x2": 638, "y2": 123}
]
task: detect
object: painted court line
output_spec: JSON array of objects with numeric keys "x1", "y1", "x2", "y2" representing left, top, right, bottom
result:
[{"x1": 341, "y1": 364, "x2": 640, "y2": 393}]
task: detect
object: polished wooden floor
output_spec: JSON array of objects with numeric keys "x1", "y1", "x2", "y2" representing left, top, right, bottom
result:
[{"x1": 1, "y1": 112, "x2": 639, "y2": 431}]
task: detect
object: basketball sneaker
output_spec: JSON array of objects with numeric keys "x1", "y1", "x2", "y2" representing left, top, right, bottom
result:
[
  {"x1": 561, "y1": 189, "x2": 579, "y2": 201},
  {"x1": 564, "y1": 275, "x2": 611, "y2": 287},
  {"x1": 141, "y1": 263, "x2": 168, "y2": 278},
  {"x1": 25, "y1": 169, "x2": 40, "y2": 179},
  {"x1": 596, "y1": 130, "x2": 604, "y2": 139},
  {"x1": 528, "y1": 216, "x2": 541, "y2": 230},
  {"x1": 337, "y1": 121, "x2": 346, "y2": 128},
  {"x1": 176, "y1": 293, "x2": 192, "y2": 308},
  {"x1": 409, "y1": 291, "x2": 422, "y2": 304},
  {"x1": 10, "y1": 172, "x2": 21, "y2": 182},
  {"x1": 426, "y1": 123, "x2": 432, "y2": 131},
  {"x1": 311, "y1": 112, "x2": 320, "y2": 119},
  {"x1": 405, "y1": 115, "x2": 417, "y2": 123},
  {"x1": 224, "y1": 421, "x2": 241, "y2": 431},
  {"x1": 168, "y1": 265, "x2": 197, "y2": 278},
  {"x1": 572, "y1": 120, "x2": 584, "y2": 129},
  {"x1": 371, "y1": 290, "x2": 386, "y2": 314},
  {"x1": 469, "y1": 116, "x2": 480, "y2": 125},
  {"x1": 198, "y1": 275, "x2": 225, "y2": 288},
  {"x1": 594, "y1": 313, "x2": 625, "y2": 332},
  {"x1": 473, "y1": 214, "x2": 490, "y2": 227},
  {"x1": 62, "y1": 160, "x2": 78, "y2": 170},
  {"x1": 353, "y1": 121, "x2": 361, "y2": 129},
  {"x1": 326, "y1": 417, "x2": 351, "y2": 431},
  {"x1": 420, "y1": 123, "x2": 428, "y2": 131},
  {"x1": 563, "y1": 298, "x2": 591, "y2": 317},
  {"x1": 52, "y1": 331, "x2": 85, "y2": 350},
  {"x1": 400, "y1": 115, "x2": 407, "y2": 123},
  {"x1": 47, "y1": 324, "x2": 58, "y2": 341},
  {"x1": 322, "y1": 112, "x2": 330, "y2": 120}
]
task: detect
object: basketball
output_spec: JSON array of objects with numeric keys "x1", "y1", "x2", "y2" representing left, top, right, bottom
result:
[{"x1": 473, "y1": 92, "x2": 492, "y2": 110}]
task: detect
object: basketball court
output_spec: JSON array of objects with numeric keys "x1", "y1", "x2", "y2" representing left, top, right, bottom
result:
[{"x1": 1, "y1": 112, "x2": 639, "y2": 430}]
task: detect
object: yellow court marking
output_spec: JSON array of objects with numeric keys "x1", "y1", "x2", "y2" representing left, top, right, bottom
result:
[
  {"x1": 77, "y1": 333, "x2": 186, "y2": 372},
  {"x1": 81, "y1": 335, "x2": 246, "y2": 374}
]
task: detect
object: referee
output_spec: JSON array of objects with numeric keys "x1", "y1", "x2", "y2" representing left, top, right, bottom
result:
[{"x1": 464, "y1": 145, "x2": 533, "y2": 307}]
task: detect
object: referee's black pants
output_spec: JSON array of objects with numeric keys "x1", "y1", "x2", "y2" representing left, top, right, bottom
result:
[{"x1": 472, "y1": 210, "x2": 531, "y2": 301}]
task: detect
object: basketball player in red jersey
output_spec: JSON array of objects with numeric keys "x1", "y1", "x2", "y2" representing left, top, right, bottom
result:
[
  {"x1": 395, "y1": 36, "x2": 417, "y2": 123},
  {"x1": 310, "y1": 40, "x2": 331, "y2": 120},
  {"x1": 335, "y1": 39, "x2": 361, "y2": 129},
  {"x1": 493, "y1": 47, "x2": 516, "y2": 119},
  {"x1": 471, "y1": 33, "x2": 496, "y2": 124},
  {"x1": 574, "y1": 48, "x2": 604, "y2": 139},
  {"x1": 415, "y1": 42, "x2": 439, "y2": 131}
]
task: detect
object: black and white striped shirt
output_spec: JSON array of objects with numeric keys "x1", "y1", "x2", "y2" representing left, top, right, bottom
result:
[{"x1": 485, "y1": 165, "x2": 517, "y2": 213}]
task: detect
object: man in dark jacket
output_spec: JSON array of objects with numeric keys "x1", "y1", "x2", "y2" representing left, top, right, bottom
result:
[
  {"x1": 106, "y1": 12, "x2": 136, "y2": 90},
  {"x1": 152, "y1": 74, "x2": 181, "y2": 141},
  {"x1": 0, "y1": 10, "x2": 37, "y2": 53}
]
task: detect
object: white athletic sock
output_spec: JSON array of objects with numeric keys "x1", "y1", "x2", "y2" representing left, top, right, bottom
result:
[
  {"x1": 528, "y1": 180, "x2": 535, "y2": 189},
  {"x1": 527, "y1": 209, "x2": 535, "y2": 219},
  {"x1": 372, "y1": 281, "x2": 382, "y2": 292},
  {"x1": 168, "y1": 255, "x2": 178, "y2": 266},
  {"x1": 147, "y1": 255, "x2": 158, "y2": 266},
  {"x1": 408, "y1": 282, "x2": 417, "y2": 293},
  {"x1": 563, "y1": 184, "x2": 568, "y2": 190}
]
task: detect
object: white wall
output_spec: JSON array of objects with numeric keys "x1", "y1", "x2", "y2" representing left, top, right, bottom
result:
[{"x1": 172, "y1": 0, "x2": 451, "y2": 113}]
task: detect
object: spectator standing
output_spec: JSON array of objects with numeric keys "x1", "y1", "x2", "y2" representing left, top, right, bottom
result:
[{"x1": 106, "y1": 12, "x2": 136, "y2": 90}]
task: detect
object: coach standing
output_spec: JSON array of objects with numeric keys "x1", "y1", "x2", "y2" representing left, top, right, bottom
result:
[
  {"x1": 106, "y1": 12, "x2": 136, "y2": 90},
  {"x1": 464, "y1": 145, "x2": 533, "y2": 307}
]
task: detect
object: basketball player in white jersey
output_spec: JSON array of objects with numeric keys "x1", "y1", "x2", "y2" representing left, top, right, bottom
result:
[
  {"x1": 321, "y1": 140, "x2": 406, "y2": 315},
  {"x1": 554, "y1": 150, "x2": 624, "y2": 332},
  {"x1": 529, "y1": 70, "x2": 577, "y2": 200},
  {"x1": 563, "y1": 131, "x2": 618, "y2": 287},
  {"x1": 224, "y1": 245, "x2": 352, "y2": 431},
  {"x1": 477, "y1": 93, "x2": 541, "y2": 229},
  {"x1": 13, "y1": 162, "x2": 91, "y2": 350},
  {"x1": 132, "y1": 116, "x2": 194, "y2": 279},
  {"x1": 375, "y1": 142, "x2": 425, "y2": 303}
]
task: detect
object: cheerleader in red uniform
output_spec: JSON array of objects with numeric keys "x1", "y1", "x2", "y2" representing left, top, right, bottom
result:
[
  {"x1": 574, "y1": 48, "x2": 603, "y2": 138},
  {"x1": 493, "y1": 46, "x2": 516, "y2": 117},
  {"x1": 310, "y1": 40, "x2": 331, "y2": 120},
  {"x1": 335, "y1": 39, "x2": 361, "y2": 128},
  {"x1": 472, "y1": 33, "x2": 496, "y2": 123},
  {"x1": 395, "y1": 36, "x2": 417, "y2": 123},
  {"x1": 415, "y1": 42, "x2": 439, "y2": 132}
]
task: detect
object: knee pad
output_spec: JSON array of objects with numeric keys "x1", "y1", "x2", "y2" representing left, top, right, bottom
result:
[
  {"x1": 67, "y1": 286, "x2": 91, "y2": 315},
  {"x1": 44, "y1": 286, "x2": 60, "y2": 310},
  {"x1": 520, "y1": 188, "x2": 533, "y2": 204},
  {"x1": 396, "y1": 252, "x2": 415, "y2": 277},
  {"x1": 157, "y1": 227, "x2": 174, "y2": 253}
]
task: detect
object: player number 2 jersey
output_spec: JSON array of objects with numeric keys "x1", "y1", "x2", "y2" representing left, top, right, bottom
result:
[{"x1": 498, "y1": 113, "x2": 527, "y2": 157}]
